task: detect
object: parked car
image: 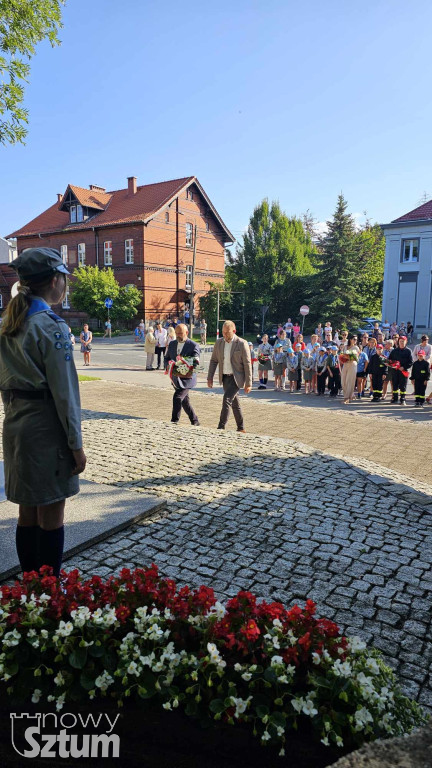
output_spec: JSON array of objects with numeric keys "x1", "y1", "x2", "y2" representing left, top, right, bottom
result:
[{"x1": 256, "y1": 326, "x2": 279, "y2": 346}]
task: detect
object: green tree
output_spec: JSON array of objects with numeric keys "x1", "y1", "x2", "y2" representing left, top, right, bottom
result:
[
  {"x1": 354, "y1": 221, "x2": 385, "y2": 318},
  {"x1": 0, "y1": 0, "x2": 65, "y2": 145},
  {"x1": 70, "y1": 266, "x2": 141, "y2": 325},
  {"x1": 227, "y1": 199, "x2": 316, "y2": 328},
  {"x1": 313, "y1": 194, "x2": 364, "y2": 329}
]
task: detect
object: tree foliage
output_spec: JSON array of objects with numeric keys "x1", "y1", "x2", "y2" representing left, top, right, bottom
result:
[
  {"x1": 0, "y1": 0, "x2": 65, "y2": 145},
  {"x1": 311, "y1": 195, "x2": 385, "y2": 329},
  {"x1": 70, "y1": 266, "x2": 141, "y2": 325},
  {"x1": 226, "y1": 199, "x2": 316, "y2": 327}
]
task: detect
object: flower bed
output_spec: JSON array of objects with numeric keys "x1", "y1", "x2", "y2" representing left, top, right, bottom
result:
[{"x1": 0, "y1": 566, "x2": 427, "y2": 762}]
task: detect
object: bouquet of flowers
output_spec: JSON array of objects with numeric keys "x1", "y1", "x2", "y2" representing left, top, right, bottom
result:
[
  {"x1": 165, "y1": 355, "x2": 198, "y2": 380},
  {"x1": 385, "y1": 359, "x2": 409, "y2": 377},
  {"x1": 258, "y1": 353, "x2": 271, "y2": 364},
  {"x1": 339, "y1": 351, "x2": 359, "y2": 364}
]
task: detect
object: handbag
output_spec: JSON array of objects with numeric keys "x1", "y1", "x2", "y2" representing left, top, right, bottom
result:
[{"x1": 87, "y1": 344, "x2": 92, "y2": 351}]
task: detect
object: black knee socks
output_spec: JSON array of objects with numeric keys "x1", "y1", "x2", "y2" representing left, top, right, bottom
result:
[
  {"x1": 38, "y1": 526, "x2": 65, "y2": 578},
  {"x1": 15, "y1": 525, "x2": 40, "y2": 573}
]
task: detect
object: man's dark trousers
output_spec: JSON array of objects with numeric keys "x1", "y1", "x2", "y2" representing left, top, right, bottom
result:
[
  {"x1": 172, "y1": 388, "x2": 199, "y2": 424},
  {"x1": 218, "y1": 374, "x2": 244, "y2": 430}
]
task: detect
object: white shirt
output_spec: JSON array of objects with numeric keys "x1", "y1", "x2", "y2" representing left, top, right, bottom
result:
[
  {"x1": 155, "y1": 328, "x2": 167, "y2": 347},
  {"x1": 177, "y1": 341, "x2": 186, "y2": 355},
  {"x1": 223, "y1": 338, "x2": 234, "y2": 375}
]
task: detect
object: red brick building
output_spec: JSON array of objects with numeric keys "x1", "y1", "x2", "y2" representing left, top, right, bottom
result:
[{"x1": 5, "y1": 176, "x2": 233, "y2": 323}]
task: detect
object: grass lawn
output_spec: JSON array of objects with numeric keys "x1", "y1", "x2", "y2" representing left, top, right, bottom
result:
[{"x1": 78, "y1": 374, "x2": 101, "y2": 382}]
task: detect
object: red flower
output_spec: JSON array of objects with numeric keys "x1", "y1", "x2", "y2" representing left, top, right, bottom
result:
[{"x1": 241, "y1": 619, "x2": 260, "y2": 642}]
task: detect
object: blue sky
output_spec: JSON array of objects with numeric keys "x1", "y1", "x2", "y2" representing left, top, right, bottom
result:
[{"x1": 1, "y1": 0, "x2": 432, "y2": 241}]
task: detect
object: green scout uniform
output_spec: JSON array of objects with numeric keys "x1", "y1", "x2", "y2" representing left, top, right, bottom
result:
[{"x1": 0, "y1": 256, "x2": 82, "y2": 506}]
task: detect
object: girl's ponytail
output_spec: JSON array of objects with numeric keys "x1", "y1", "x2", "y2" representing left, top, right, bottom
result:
[{"x1": 0, "y1": 283, "x2": 32, "y2": 337}]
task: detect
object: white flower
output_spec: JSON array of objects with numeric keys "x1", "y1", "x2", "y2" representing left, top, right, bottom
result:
[
  {"x1": 70, "y1": 606, "x2": 91, "y2": 627},
  {"x1": 56, "y1": 693, "x2": 66, "y2": 711},
  {"x1": 270, "y1": 655, "x2": 283, "y2": 666},
  {"x1": 3, "y1": 629, "x2": 21, "y2": 647},
  {"x1": 365, "y1": 657, "x2": 380, "y2": 675},
  {"x1": 272, "y1": 618, "x2": 282, "y2": 629},
  {"x1": 56, "y1": 621, "x2": 73, "y2": 637},
  {"x1": 336, "y1": 736, "x2": 343, "y2": 747},
  {"x1": 41, "y1": 629, "x2": 49, "y2": 639},
  {"x1": 39, "y1": 593, "x2": 51, "y2": 604},
  {"x1": 207, "y1": 601, "x2": 226, "y2": 619},
  {"x1": 321, "y1": 736, "x2": 329, "y2": 746},
  {"x1": 162, "y1": 702, "x2": 172, "y2": 711},
  {"x1": 20, "y1": 595, "x2": 27, "y2": 604},
  {"x1": 54, "y1": 671, "x2": 65, "y2": 687},
  {"x1": 127, "y1": 661, "x2": 140, "y2": 676},
  {"x1": 354, "y1": 707, "x2": 373, "y2": 730},
  {"x1": 312, "y1": 652, "x2": 321, "y2": 665},
  {"x1": 95, "y1": 671, "x2": 114, "y2": 691},
  {"x1": 234, "y1": 663, "x2": 243, "y2": 672},
  {"x1": 31, "y1": 689, "x2": 42, "y2": 703},
  {"x1": 47, "y1": 695, "x2": 55, "y2": 702},
  {"x1": 348, "y1": 636, "x2": 367, "y2": 653},
  {"x1": 261, "y1": 731, "x2": 271, "y2": 742},
  {"x1": 241, "y1": 672, "x2": 252, "y2": 681},
  {"x1": 291, "y1": 697, "x2": 304, "y2": 713},
  {"x1": 333, "y1": 659, "x2": 352, "y2": 678},
  {"x1": 230, "y1": 696, "x2": 252, "y2": 718},
  {"x1": 279, "y1": 747, "x2": 285, "y2": 757},
  {"x1": 302, "y1": 699, "x2": 318, "y2": 717},
  {"x1": 206, "y1": 642, "x2": 226, "y2": 669}
]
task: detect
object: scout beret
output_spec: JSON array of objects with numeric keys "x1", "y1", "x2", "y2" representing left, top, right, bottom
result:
[{"x1": 11, "y1": 247, "x2": 70, "y2": 281}]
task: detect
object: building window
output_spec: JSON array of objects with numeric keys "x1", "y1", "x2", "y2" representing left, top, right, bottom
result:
[
  {"x1": 70, "y1": 205, "x2": 76, "y2": 223},
  {"x1": 125, "y1": 239, "x2": 134, "y2": 264},
  {"x1": 61, "y1": 245, "x2": 68, "y2": 264},
  {"x1": 205, "y1": 221, "x2": 209, "y2": 232},
  {"x1": 78, "y1": 243, "x2": 86, "y2": 266},
  {"x1": 185, "y1": 222, "x2": 193, "y2": 248},
  {"x1": 104, "y1": 241, "x2": 112, "y2": 265},
  {"x1": 62, "y1": 286, "x2": 70, "y2": 309},
  {"x1": 185, "y1": 264, "x2": 193, "y2": 290},
  {"x1": 401, "y1": 239, "x2": 419, "y2": 263},
  {"x1": 186, "y1": 188, "x2": 193, "y2": 201},
  {"x1": 165, "y1": 211, "x2": 169, "y2": 224},
  {"x1": 77, "y1": 205, "x2": 83, "y2": 222}
]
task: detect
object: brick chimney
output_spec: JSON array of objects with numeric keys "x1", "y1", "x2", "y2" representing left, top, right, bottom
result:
[
  {"x1": 127, "y1": 176, "x2": 137, "y2": 195},
  {"x1": 89, "y1": 184, "x2": 106, "y2": 192},
  {"x1": 57, "y1": 193, "x2": 62, "y2": 203}
]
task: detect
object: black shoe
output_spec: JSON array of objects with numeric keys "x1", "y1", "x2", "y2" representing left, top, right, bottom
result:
[
  {"x1": 391, "y1": 398, "x2": 398, "y2": 403},
  {"x1": 257, "y1": 385, "x2": 266, "y2": 390},
  {"x1": 217, "y1": 426, "x2": 225, "y2": 430},
  {"x1": 400, "y1": 400, "x2": 407, "y2": 406},
  {"x1": 191, "y1": 421, "x2": 200, "y2": 426},
  {"x1": 170, "y1": 420, "x2": 179, "y2": 424}
]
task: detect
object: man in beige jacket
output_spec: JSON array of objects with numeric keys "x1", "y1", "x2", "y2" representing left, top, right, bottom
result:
[{"x1": 207, "y1": 320, "x2": 252, "y2": 432}]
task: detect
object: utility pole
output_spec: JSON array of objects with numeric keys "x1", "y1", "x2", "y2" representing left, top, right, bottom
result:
[{"x1": 189, "y1": 224, "x2": 197, "y2": 338}]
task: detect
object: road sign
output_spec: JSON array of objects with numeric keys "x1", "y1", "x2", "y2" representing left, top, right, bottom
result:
[
  {"x1": 299, "y1": 305, "x2": 309, "y2": 316},
  {"x1": 104, "y1": 298, "x2": 113, "y2": 309}
]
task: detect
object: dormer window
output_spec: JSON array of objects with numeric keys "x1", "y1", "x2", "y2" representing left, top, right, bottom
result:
[{"x1": 70, "y1": 204, "x2": 83, "y2": 223}]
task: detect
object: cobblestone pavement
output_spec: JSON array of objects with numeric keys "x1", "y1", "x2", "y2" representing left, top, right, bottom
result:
[
  {"x1": 79, "y1": 380, "x2": 432, "y2": 484},
  {"x1": 58, "y1": 407, "x2": 432, "y2": 712}
]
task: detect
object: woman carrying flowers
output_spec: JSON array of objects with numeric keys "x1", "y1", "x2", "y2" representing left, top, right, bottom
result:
[
  {"x1": 257, "y1": 334, "x2": 272, "y2": 390},
  {"x1": 339, "y1": 334, "x2": 360, "y2": 404}
]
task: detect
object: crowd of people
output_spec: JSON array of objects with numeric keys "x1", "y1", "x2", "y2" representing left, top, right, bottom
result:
[{"x1": 253, "y1": 320, "x2": 431, "y2": 407}]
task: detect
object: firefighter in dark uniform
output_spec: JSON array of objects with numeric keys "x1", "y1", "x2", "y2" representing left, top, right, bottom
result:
[
  {"x1": 368, "y1": 343, "x2": 388, "y2": 401},
  {"x1": 0, "y1": 248, "x2": 86, "y2": 577},
  {"x1": 388, "y1": 336, "x2": 413, "y2": 405},
  {"x1": 410, "y1": 349, "x2": 430, "y2": 407}
]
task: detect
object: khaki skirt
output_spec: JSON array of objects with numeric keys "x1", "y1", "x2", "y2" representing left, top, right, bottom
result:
[{"x1": 2, "y1": 396, "x2": 79, "y2": 505}]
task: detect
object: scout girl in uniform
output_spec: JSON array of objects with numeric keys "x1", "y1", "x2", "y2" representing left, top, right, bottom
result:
[{"x1": 0, "y1": 248, "x2": 86, "y2": 578}]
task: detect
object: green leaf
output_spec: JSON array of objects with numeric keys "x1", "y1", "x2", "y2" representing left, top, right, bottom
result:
[
  {"x1": 68, "y1": 646, "x2": 88, "y2": 669},
  {"x1": 264, "y1": 667, "x2": 277, "y2": 684},
  {"x1": 80, "y1": 671, "x2": 95, "y2": 691},
  {"x1": 255, "y1": 705, "x2": 269, "y2": 719},
  {"x1": 270, "y1": 711, "x2": 286, "y2": 728},
  {"x1": 88, "y1": 643, "x2": 105, "y2": 658},
  {"x1": 209, "y1": 699, "x2": 226, "y2": 714}
]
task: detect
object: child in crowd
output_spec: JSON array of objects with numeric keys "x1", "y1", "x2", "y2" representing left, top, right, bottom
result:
[
  {"x1": 272, "y1": 342, "x2": 286, "y2": 391},
  {"x1": 326, "y1": 345, "x2": 341, "y2": 397},
  {"x1": 368, "y1": 344, "x2": 388, "y2": 401},
  {"x1": 410, "y1": 349, "x2": 430, "y2": 406},
  {"x1": 301, "y1": 348, "x2": 314, "y2": 394},
  {"x1": 248, "y1": 342, "x2": 257, "y2": 381},
  {"x1": 356, "y1": 345, "x2": 369, "y2": 398},
  {"x1": 257, "y1": 334, "x2": 273, "y2": 390},
  {"x1": 316, "y1": 346, "x2": 328, "y2": 395},
  {"x1": 295, "y1": 343, "x2": 303, "y2": 390},
  {"x1": 134, "y1": 326, "x2": 141, "y2": 342},
  {"x1": 324, "y1": 321, "x2": 332, "y2": 337},
  {"x1": 286, "y1": 349, "x2": 298, "y2": 392}
]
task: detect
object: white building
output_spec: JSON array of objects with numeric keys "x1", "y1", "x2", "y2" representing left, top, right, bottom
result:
[{"x1": 382, "y1": 201, "x2": 432, "y2": 336}]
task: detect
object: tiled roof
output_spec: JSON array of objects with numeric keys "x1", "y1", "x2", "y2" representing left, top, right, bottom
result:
[
  {"x1": 7, "y1": 177, "x2": 195, "y2": 238},
  {"x1": 67, "y1": 185, "x2": 112, "y2": 211},
  {"x1": 392, "y1": 199, "x2": 432, "y2": 223}
]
